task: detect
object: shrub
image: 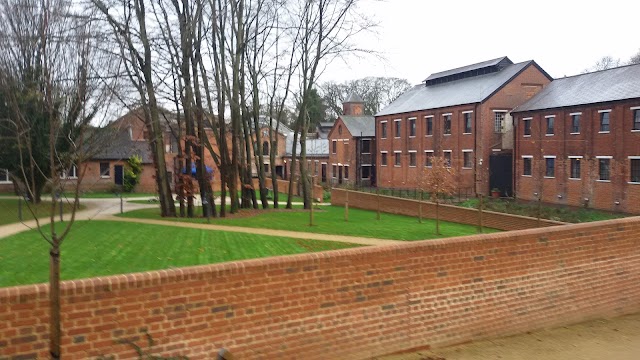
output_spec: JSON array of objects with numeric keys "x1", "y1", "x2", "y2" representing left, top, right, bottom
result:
[{"x1": 123, "y1": 155, "x2": 143, "y2": 193}]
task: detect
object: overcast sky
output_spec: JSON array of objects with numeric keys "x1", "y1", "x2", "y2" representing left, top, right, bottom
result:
[{"x1": 322, "y1": 0, "x2": 640, "y2": 85}]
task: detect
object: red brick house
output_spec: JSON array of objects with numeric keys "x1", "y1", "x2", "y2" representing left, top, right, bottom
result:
[
  {"x1": 513, "y1": 63, "x2": 640, "y2": 213},
  {"x1": 375, "y1": 56, "x2": 552, "y2": 195},
  {"x1": 328, "y1": 94, "x2": 376, "y2": 186}
]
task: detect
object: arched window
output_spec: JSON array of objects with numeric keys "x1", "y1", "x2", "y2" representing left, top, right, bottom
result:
[{"x1": 262, "y1": 141, "x2": 269, "y2": 156}]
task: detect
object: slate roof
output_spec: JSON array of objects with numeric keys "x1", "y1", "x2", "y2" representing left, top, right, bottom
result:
[
  {"x1": 344, "y1": 93, "x2": 364, "y2": 103},
  {"x1": 424, "y1": 56, "x2": 511, "y2": 83},
  {"x1": 340, "y1": 115, "x2": 375, "y2": 137},
  {"x1": 514, "y1": 63, "x2": 640, "y2": 113},
  {"x1": 91, "y1": 130, "x2": 153, "y2": 164},
  {"x1": 285, "y1": 138, "x2": 329, "y2": 157},
  {"x1": 377, "y1": 60, "x2": 548, "y2": 117}
]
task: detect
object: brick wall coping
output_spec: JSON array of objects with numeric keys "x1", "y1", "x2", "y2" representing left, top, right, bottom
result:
[{"x1": 3, "y1": 214, "x2": 638, "y2": 302}]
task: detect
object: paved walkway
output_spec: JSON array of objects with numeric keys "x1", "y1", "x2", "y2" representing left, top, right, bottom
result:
[{"x1": 0, "y1": 198, "x2": 399, "y2": 246}]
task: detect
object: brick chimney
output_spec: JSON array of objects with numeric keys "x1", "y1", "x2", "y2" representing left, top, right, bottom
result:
[{"x1": 342, "y1": 93, "x2": 364, "y2": 116}]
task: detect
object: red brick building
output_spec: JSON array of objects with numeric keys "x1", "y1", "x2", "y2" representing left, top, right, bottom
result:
[
  {"x1": 513, "y1": 64, "x2": 640, "y2": 213},
  {"x1": 375, "y1": 57, "x2": 552, "y2": 195},
  {"x1": 328, "y1": 94, "x2": 376, "y2": 186}
]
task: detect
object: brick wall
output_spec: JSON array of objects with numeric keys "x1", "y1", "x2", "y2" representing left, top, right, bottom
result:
[
  {"x1": 331, "y1": 188, "x2": 563, "y2": 231},
  {"x1": 253, "y1": 177, "x2": 323, "y2": 202},
  {"x1": 2, "y1": 215, "x2": 640, "y2": 359}
]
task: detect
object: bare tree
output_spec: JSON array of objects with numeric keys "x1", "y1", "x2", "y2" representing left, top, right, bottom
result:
[
  {"x1": 629, "y1": 49, "x2": 640, "y2": 65},
  {"x1": 0, "y1": 0, "x2": 118, "y2": 357},
  {"x1": 583, "y1": 55, "x2": 621, "y2": 73},
  {"x1": 421, "y1": 156, "x2": 456, "y2": 235}
]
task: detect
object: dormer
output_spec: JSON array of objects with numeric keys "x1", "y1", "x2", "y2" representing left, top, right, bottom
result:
[{"x1": 424, "y1": 56, "x2": 513, "y2": 86}]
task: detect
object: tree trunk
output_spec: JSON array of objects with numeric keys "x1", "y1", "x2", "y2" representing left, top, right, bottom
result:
[{"x1": 49, "y1": 239, "x2": 61, "y2": 359}]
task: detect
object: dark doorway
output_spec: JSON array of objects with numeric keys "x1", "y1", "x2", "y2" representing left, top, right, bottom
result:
[
  {"x1": 338, "y1": 166, "x2": 343, "y2": 184},
  {"x1": 489, "y1": 153, "x2": 513, "y2": 197},
  {"x1": 114, "y1": 165, "x2": 124, "y2": 186},
  {"x1": 321, "y1": 164, "x2": 327, "y2": 183},
  {"x1": 275, "y1": 165, "x2": 284, "y2": 179}
]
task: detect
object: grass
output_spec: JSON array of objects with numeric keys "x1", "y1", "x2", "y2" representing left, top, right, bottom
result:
[
  {"x1": 458, "y1": 198, "x2": 629, "y2": 223},
  {"x1": 118, "y1": 205, "x2": 497, "y2": 241},
  {"x1": 0, "y1": 220, "x2": 361, "y2": 287},
  {"x1": 0, "y1": 198, "x2": 85, "y2": 226}
]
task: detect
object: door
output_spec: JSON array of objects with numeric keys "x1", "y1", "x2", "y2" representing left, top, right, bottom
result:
[
  {"x1": 114, "y1": 165, "x2": 124, "y2": 186},
  {"x1": 489, "y1": 153, "x2": 513, "y2": 197},
  {"x1": 321, "y1": 164, "x2": 327, "y2": 183}
]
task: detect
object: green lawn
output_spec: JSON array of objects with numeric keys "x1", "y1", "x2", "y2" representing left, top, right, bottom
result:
[
  {"x1": 0, "y1": 198, "x2": 84, "y2": 226},
  {"x1": 0, "y1": 221, "x2": 360, "y2": 287},
  {"x1": 119, "y1": 205, "x2": 497, "y2": 241},
  {"x1": 458, "y1": 198, "x2": 628, "y2": 223}
]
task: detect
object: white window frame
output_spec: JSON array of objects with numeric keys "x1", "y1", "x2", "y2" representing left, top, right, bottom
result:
[
  {"x1": 596, "y1": 156, "x2": 612, "y2": 182},
  {"x1": 631, "y1": 107, "x2": 640, "y2": 132},
  {"x1": 442, "y1": 113, "x2": 452, "y2": 136},
  {"x1": 393, "y1": 119, "x2": 402, "y2": 138},
  {"x1": 424, "y1": 115, "x2": 434, "y2": 137},
  {"x1": 408, "y1": 117, "x2": 417, "y2": 138},
  {"x1": 569, "y1": 112, "x2": 582, "y2": 135},
  {"x1": 380, "y1": 120, "x2": 388, "y2": 139},
  {"x1": 380, "y1": 151, "x2": 388, "y2": 167},
  {"x1": 628, "y1": 156, "x2": 640, "y2": 184},
  {"x1": 344, "y1": 165, "x2": 349, "y2": 180},
  {"x1": 443, "y1": 150, "x2": 452, "y2": 168},
  {"x1": 61, "y1": 164, "x2": 78, "y2": 179},
  {"x1": 545, "y1": 115, "x2": 555, "y2": 136},
  {"x1": 0, "y1": 168, "x2": 10, "y2": 184},
  {"x1": 462, "y1": 149, "x2": 473, "y2": 169},
  {"x1": 598, "y1": 109, "x2": 611, "y2": 133},
  {"x1": 462, "y1": 111, "x2": 473, "y2": 135},
  {"x1": 408, "y1": 150, "x2": 417, "y2": 168},
  {"x1": 393, "y1": 151, "x2": 402, "y2": 167},
  {"x1": 568, "y1": 156, "x2": 583, "y2": 180},
  {"x1": 521, "y1": 155, "x2": 533, "y2": 177},
  {"x1": 543, "y1": 155, "x2": 556, "y2": 178},
  {"x1": 424, "y1": 150, "x2": 434, "y2": 168},
  {"x1": 493, "y1": 110, "x2": 508, "y2": 133},
  {"x1": 522, "y1": 117, "x2": 532, "y2": 137},
  {"x1": 100, "y1": 162, "x2": 110, "y2": 179}
]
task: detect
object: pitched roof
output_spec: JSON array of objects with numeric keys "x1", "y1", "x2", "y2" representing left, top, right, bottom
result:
[
  {"x1": 91, "y1": 130, "x2": 153, "y2": 164},
  {"x1": 344, "y1": 93, "x2": 364, "y2": 103},
  {"x1": 339, "y1": 115, "x2": 375, "y2": 137},
  {"x1": 377, "y1": 60, "x2": 549, "y2": 117},
  {"x1": 514, "y1": 63, "x2": 640, "y2": 113},
  {"x1": 424, "y1": 56, "x2": 512, "y2": 83},
  {"x1": 285, "y1": 138, "x2": 329, "y2": 157}
]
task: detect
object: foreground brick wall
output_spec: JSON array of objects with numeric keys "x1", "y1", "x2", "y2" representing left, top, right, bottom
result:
[
  {"x1": 2, "y1": 216, "x2": 640, "y2": 359},
  {"x1": 332, "y1": 188, "x2": 564, "y2": 231}
]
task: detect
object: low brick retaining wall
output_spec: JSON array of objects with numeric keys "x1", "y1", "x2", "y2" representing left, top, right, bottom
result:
[
  {"x1": 332, "y1": 188, "x2": 565, "y2": 231},
  {"x1": 2, "y1": 215, "x2": 640, "y2": 358}
]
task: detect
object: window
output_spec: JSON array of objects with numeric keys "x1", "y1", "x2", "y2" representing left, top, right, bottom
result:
[
  {"x1": 443, "y1": 114, "x2": 451, "y2": 135},
  {"x1": 62, "y1": 165, "x2": 78, "y2": 179},
  {"x1": 332, "y1": 165, "x2": 337, "y2": 178},
  {"x1": 425, "y1": 151, "x2": 434, "y2": 167},
  {"x1": 332, "y1": 140, "x2": 337, "y2": 154},
  {"x1": 362, "y1": 166, "x2": 371, "y2": 179},
  {"x1": 314, "y1": 161, "x2": 318, "y2": 175},
  {"x1": 544, "y1": 157, "x2": 555, "y2": 177},
  {"x1": 344, "y1": 166, "x2": 349, "y2": 179},
  {"x1": 463, "y1": 112, "x2": 472, "y2": 134},
  {"x1": 380, "y1": 152, "x2": 388, "y2": 166},
  {"x1": 494, "y1": 111, "x2": 506, "y2": 133},
  {"x1": 569, "y1": 157, "x2": 581, "y2": 179},
  {"x1": 381, "y1": 121, "x2": 388, "y2": 138},
  {"x1": 394, "y1": 119, "x2": 401, "y2": 138},
  {"x1": 443, "y1": 151, "x2": 452, "y2": 167},
  {"x1": 630, "y1": 158, "x2": 640, "y2": 183},
  {"x1": 361, "y1": 139, "x2": 371, "y2": 154},
  {"x1": 598, "y1": 158, "x2": 611, "y2": 181},
  {"x1": 394, "y1": 152, "x2": 401, "y2": 166},
  {"x1": 546, "y1": 116, "x2": 555, "y2": 135},
  {"x1": 522, "y1": 157, "x2": 532, "y2": 176},
  {"x1": 600, "y1": 111, "x2": 610, "y2": 132},
  {"x1": 100, "y1": 162, "x2": 110, "y2": 178},
  {"x1": 523, "y1": 118, "x2": 532, "y2": 136},
  {"x1": 633, "y1": 109, "x2": 640, "y2": 131},
  {"x1": 338, "y1": 125, "x2": 342, "y2": 135},
  {"x1": 425, "y1": 116, "x2": 433, "y2": 136},
  {"x1": 571, "y1": 113, "x2": 581, "y2": 133},
  {"x1": 462, "y1": 150, "x2": 472, "y2": 168},
  {"x1": 0, "y1": 168, "x2": 9, "y2": 183},
  {"x1": 408, "y1": 118, "x2": 416, "y2": 137},
  {"x1": 409, "y1": 151, "x2": 417, "y2": 167},
  {"x1": 262, "y1": 141, "x2": 269, "y2": 156}
]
